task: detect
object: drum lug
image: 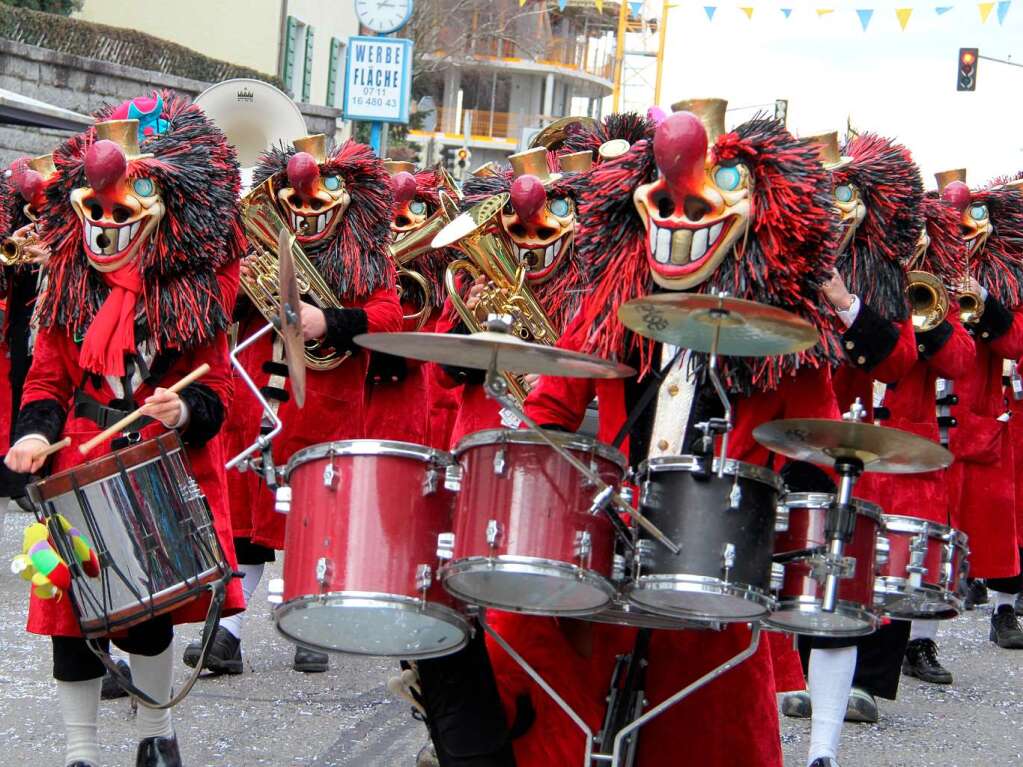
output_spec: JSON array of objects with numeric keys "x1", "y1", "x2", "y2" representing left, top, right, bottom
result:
[
  {"x1": 422, "y1": 468, "x2": 439, "y2": 496},
  {"x1": 180, "y1": 478, "x2": 204, "y2": 504},
  {"x1": 582, "y1": 456, "x2": 599, "y2": 488},
  {"x1": 721, "y1": 543, "x2": 736, "y2": 581},
  {"x1": 875, "y1": 535, "x2": 890, "y2": 568},
  {"x1": 493, "y1": 448, "x2": 507, "y2": 476},
  {"x1": 436, "y1": 532, "x2": 455, "y2": 561},
  {"x1": 486, "y1": 519, "x2": 503, "y2": 552},
  {"x1": 322, "y1": 462, "x2": 338, "y2": 489},
  {"x1": 444, "y1": 464, "x2": 463, "y2": 492},
  {"x1": 415, "y1": 564, "x2": 433, "y2": 599},
  {"x1": 907, "y1": 533, "x2": 929, "y2": 588},
  {"x1": 940, "y1": 540, "x2": 956, "y2": 587},
  {"x1": 774, "y1": 504, "x2": 790, "y2": 533},
  {"x1": 274, "y1": 486, "x2": 292, "y2": 515},
  {"x1": 574, "y1": 531, "x2": 593, "y2": 570},
  {"x1": 811, "y1": 553, "x2": 856, "y2": 583},
  {"x1": 267, "y1": 577, "x2": 284, "y2": 605},
  {"x1": 728, "y1": 481, "x2": 742, "y2": 510},
  {"x1": 611, "y1": 554, "x2": 626, "y2": 583},
  {"x1": 639, "y1": 481, "x2": 661, "y2": 510},
  {"x1": 315, "y1": 556, "x2": 333, "y2": 588},
  {"x1": 636, "y1": 539, "x2": 656, "y2": 573},
  {"x1": 770, "y1": 562, "x2": 785, "y2": 592}
]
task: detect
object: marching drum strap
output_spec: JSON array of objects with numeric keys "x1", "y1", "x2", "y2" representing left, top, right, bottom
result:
[{"x1": 264, "y1": 335, "x2": 289, "y2": 420}]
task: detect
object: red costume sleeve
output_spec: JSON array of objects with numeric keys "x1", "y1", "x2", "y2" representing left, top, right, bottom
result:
[
  {"x1": 20, "y1": 327, "x2": 75, "y2": 410},
  {"x1": 523, "y1": 312, "x2": 594, "y2": 429},
  {"x1": 362, "y1": 284, "x2": 403, "y2": 333},
  {"x1": 988, "y1": 309, "x2": 1023, "y2": 360},
  {"x1": 926, "y1": 317, "x2": 976, "y2": 380},
  {"x1": 870, "y1": 317, "x2": 918, "y2": 383}
]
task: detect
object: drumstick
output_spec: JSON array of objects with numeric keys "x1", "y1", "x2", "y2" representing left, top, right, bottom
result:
[
  {"x1": 78, "y1": 363, "x2": 211, "y2": 455},
  {"x1": 31, "y1": 437, "x2": 71, "y2": 462}
]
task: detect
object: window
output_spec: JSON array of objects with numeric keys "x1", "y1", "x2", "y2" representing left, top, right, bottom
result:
[
  {"x1": 282, "y1": 15, "x2": 315, "y2": 101},
  {"x1": 326, "y1": 37, "x2": 346, "y2": 108}
]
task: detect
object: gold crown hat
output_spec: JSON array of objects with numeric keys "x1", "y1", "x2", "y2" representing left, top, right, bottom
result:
[
  {"x1": 293, "y1": 134, "x2": 328, "y2": 164},
  {"x1": 671, "y1": 98, "x2": 727, "y2": 144},
  {"x1": 382, "y1": 159, "x2": 416, "y2": 176},
  {"x1": 558, "y1": 150, "x2": 593, "y2": 174},
  {"x1": 529, "y1": 115, "x2": 599, "y2": 151},
  {"x1": 27, "y1": 153, "x2": 57, "y2": 180},
  {"x1": 803, "y1": 131, "x2": 852, "y2": 172},
  {"x1": 508, "y1": 146, "x2": 561, "y2": 186},
  {"x1": 95, "y1": 119, "x2": 152, "y2": 161},
  {"x1": 934, "y1": 169, "x2": 967, "y2": 192},
  {"x1": 472, "y1": 161, "x2": 500, "y2": 178}
]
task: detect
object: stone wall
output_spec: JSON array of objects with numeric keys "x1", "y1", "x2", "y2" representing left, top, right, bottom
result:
[{"x1": 0, "y1": 38, "x2": 343, "y2": 165}]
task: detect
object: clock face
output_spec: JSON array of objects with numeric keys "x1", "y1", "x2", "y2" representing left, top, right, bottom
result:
[{"x1": 355, "y1": 0, "x2": 414, "y2": 34}]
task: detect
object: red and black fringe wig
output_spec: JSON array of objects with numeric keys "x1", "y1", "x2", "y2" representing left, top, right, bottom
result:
[
  {"x1": 970, "y1": 175, "x2": 1023, "y2": 308},
  {"x1": 35, "y1": 92, "x2": 245, "y2": 353},
  {"x1": 834, "y1": 134, "x2": 923, "y2": 322},
  {"x1": 407, "y1": 166, "x2": 455, "y2": 309},
  {"x1": 558, "y1": 112, "x2": 655, "y2": 159},
  {"x1": 576, "y1": 115, "x2": 843, "y2": 395},
  {"x1": 254, "y1": 140, "x2": 395, "y2": 301},
  {"x1": 919, "y1": 193, "x2": 968, "y2": 285}
]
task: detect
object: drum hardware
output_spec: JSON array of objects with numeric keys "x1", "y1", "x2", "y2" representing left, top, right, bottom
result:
[
  {"x1": 493, "y1": 446, "x2": 507, "y2": 475},
  {"x1": 876, "y1": 535, "x2": 890, "y2": 566},
  {"x1": 721, "y1": 543, "x2": 737, "y2": 581},
  {"x1": 224, "y1": 321, "x2": 283, "y2": 480},
  {"x1": 1011, "y1": 361, "x2": 1023, "y2": 400},
  {"x1": 935, "y1": 378, "x2": 957, "y2": 446},
  {"x1": 906, "y1": 534, "x2": 930, "y2": 590},
  {"x1": 443, "y1": 464, "x2": 462, "y2": 491},
  {"x1": 416, "y1": 564, "x2": 434, "y2": 598},
  {"x1": 771, "y1": 546, "x2": 826, "y2": 564},
  {"x1": 770, "y1": 563, "x2": 786, "y2": 591},
  {"x1": 775, "y1": 504, "x2": 790, "y2": 533},
  {"x1": 436, "y1": 533, "x2": 455, "y2": 562},
  {"x1": 598, "y1": 628, "x2": 650, "y2": 767},
  {"x1": 423, "y1": 467, "x2": 440, "y2": 495},
  {"x1": 611, "y1": 554, "x2": 626, "y2": 582},
  {"x1": 315, "y1": 556, "x2": 332, "y2": 587},
  {"x1": 323, "y1": 461, "x2": 337, "y2": 488},
  {"x1": 486, "y1": 520, "x2": 503, "y2": 550},
  {"x1": 574, "y1": 531, "x2": 593, "y2": 569},
  {"x1": 875, "y1": 517, "x2": 969, "y2": 619}
]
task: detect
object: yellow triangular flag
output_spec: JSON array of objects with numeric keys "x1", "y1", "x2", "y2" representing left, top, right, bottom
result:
[
  {"x1": 816, "y1": 8, "x2": 834, "y2": 17},
  {"x1": 979, "y1": 2, "x2": 995, "y2": 21},
  {"x1": 741, "y1": 6, "x2": 754, "y2": 19},
  {"x1": 519, "y1": 0, "x2": 527, "y2": 5},
  {"x1": 896, "y1": 7, "x2": 913, "y2": 28},
  {"x1": 594, "y1": 0, "x2": 604, "y2": 12}
]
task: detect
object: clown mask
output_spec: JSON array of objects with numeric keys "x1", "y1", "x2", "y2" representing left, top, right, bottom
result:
[
  {"x1": 833, "y1": 181, "x2": 866, "y2": 254},
  {"x1": 276, "y1": 135, "x2": 350, "y2": 248},
  {"x1": 388, "y1": 169, "x2": 428, "y2": 234}
]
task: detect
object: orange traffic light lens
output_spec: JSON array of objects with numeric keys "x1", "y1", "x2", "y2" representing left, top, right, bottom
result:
[{"x1": 962, "y1": 52, "x2": 975, "y2": 64}]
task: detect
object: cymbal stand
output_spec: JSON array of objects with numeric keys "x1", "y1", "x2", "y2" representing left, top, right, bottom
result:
[
  {"x1": 225, "y1": 322, "x2": 283, "y2": 488},
  {"x1": 700, "y1": 293, "x2": 734, "y2": 481}
]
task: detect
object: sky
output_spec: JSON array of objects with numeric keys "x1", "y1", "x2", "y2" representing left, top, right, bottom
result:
[{"x1": 648, "y1": 0, "x2": 1023, "y2": 185}]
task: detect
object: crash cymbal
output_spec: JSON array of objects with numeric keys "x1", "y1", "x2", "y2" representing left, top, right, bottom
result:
[
  {"x1": 753, "y1": 419, "x2": 953, "y2": 474},
  {"x1": 354, "y1": 330, "x2": 636, "y2": 379},
  {"x1": 277, "y1": 229, "x2": 306, "y2": 408},
  {"x1": 618, "y1": 293, "x2": 819, "y2": 357}
]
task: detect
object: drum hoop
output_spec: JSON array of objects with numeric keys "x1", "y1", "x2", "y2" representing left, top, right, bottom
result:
[
  {"x1": 881, "y1": 514, "x2": 949, "y2": 537},
  {"x1": 286, "y1": 439, "x2": 454, "y2": 478},
  {"x1": 640, "y1": 455, "x2": 783, "y2": 491},
  {"x1": 453, "y1": 428, "x2": 627, "y2": 471},
  {"x1": 781, "y1": 492, "x2": 883, "y2": 522}
]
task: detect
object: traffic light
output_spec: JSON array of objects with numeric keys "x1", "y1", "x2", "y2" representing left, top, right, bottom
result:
[
  {"x1": 456, "y1": 147, "x2": 472, "y2": 171},
  {"x1": 439, "y1": 145, "x2": 455, "y2": 171},
  {"x1": 957, "y1": 47, "x2": 978, "y2": 92}
]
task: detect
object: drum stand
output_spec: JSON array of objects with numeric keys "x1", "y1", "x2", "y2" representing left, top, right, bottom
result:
[{"x1": 480, "y1": 610, "x2": 761, "y2": 767}]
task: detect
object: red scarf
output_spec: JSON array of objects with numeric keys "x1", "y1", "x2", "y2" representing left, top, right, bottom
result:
[{"x1": 79, "y1": 261, "x2": 143, "y2": 377}]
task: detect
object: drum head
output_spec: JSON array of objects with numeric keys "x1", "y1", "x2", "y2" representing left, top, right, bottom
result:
[
  {"x1": 627, "y1": 581, "x2": 772, "y2": 622},
  {"x1": 765, "y1": 602, "x2": 878, "y2": 637},
  {"x1": 275, "y1": 595, "x2": 469, "y2": 660}
]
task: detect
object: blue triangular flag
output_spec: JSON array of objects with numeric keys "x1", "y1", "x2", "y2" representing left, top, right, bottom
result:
[
  {"x1": 856, "y1": 8, "x2": 874, "y2": 29},
  {"x1": 998, "y1": 0, "x2": 1012, "y2": 23},
  {"x1": 629, "y1": 0, "x2": 643, "y2": 16},
  {"x1": 704, "y1": 5, "x2": 717, "y2": 20},
  {"x1": 781, "y1": 7, "x2": 793, "y2": 16},
  {"x1": 934, "y1": 5, "x2": 953, "y2": 14},
  {"x1": 557, "y1": 0, "x2": 569, "y2": 10}
]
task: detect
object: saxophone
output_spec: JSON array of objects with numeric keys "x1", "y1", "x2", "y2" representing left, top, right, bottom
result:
[{"x1": 239, "y1": 178, "x2": 350, "y2": 370}]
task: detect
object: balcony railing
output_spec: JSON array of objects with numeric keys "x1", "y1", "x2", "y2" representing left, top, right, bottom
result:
[
  {"x1": 415, "y1": 107, "x2": 556, "y2": 142},
  {"x1": 450, "y1": 35, "x2": 614, "y2": 82}
]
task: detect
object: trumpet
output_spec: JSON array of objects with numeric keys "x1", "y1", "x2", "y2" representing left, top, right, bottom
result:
[
  {"x1": 239, "y1": 178, "x2": 349, "y2": 370},
  {"x1": 957, "y1": 282, "x2": 984, "y2": 325},
  {"x1": 906, "y1": 271, "x2": 950, "y2": 332},
  {"x1": 436, "y1": 193, "x2": 558, "y2": 403},
  {"x1": 1, "y1": 234, "x2": 38, "y2": 266}
]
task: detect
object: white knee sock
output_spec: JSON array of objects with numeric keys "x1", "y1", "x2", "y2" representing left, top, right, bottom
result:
[
  {"x1": 57, "y1": 678, "x2": 102, "y2": 767},
  {"x1": 992, "y1": 590, "x2": 1016, "y2": 610},
  {"x1": 807, "y1": 646, "x2": 857, "y2": 767},
  {"x1": 910, "y1": 620, "x2": 939, "y2": 641},
  {"x1": 220, "y1": 562, "x2": 265, "y2": 640},
  {"x1": 131, "y1": 645, "x2": 175, "y2": 740}
]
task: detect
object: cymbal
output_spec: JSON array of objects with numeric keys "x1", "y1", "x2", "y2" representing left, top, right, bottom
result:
[
  {"x1": 753, "y1": 419, "x2": 953, "y2": 474},
  {"x1": 277, "y1": 229, "x2": 306, "y2": 408},
  {"x1": 354, "y1": 331, "x2": 636, "y2": 379},
  {"x1": 618, "y1": 293, "x2": 819, "y2": 357}
]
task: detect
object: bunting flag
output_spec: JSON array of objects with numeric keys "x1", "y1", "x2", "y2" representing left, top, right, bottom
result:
[
  {"x1": 629, "y1": 0, "x2": 644, "y2": 15},
  {"x1": 896, "y1": 7, "x2": 913, "y2": 26},
  {"x1": 856, "y1": 8, "x2": 874, "y2": 28},
  {"x1": 998, "y1": 0, "x2": 1012, "y2": 22},
  {"x1": 935, "y1": 5, "x2": 954, "y2": 12},
  {"x1": 704, "y1": 5, "x2": 717, "y2": 20},
  {"x1": 816, "y1": 8, "x2": 834, "y2": 16},
  {"x1": 781, "y1": 7, "x2": 792, "y2": 16},
  {"x1": 558, "y1": 0, "x2": 569, "y2": 8},
  {"x1": 741, "y1": 6, "x2": 754, "y2": 18},
  {"x1": 979, "y1": 1, "x2": 995, "y2": 20}
]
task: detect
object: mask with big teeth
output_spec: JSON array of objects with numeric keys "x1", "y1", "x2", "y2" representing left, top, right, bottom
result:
[
  {"x1": 941, "y1": 180, "x2": 990, "y2": 258},
  {"x1": 500, "y1": 173, "x2": 575, "y2": 284},
  {"x1": 633, "y1": 111, "x2": 750, "y2": 290},
  {"x1": 277, "y1": 150, "x2": 350, "y2": 248},
  {"x1": 833, "y1": 181, "x2": 866, "y2": 255},
  {"x1": 70, "y1": 139, "x2": 164, "y2": 273},
  {"x1": 389, "y1": 170, "x2": 428, "y2": 233}
]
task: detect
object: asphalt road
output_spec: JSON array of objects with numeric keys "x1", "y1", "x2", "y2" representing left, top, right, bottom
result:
[{"x1": 2, "y1": 505, "x2": 1020, "y2": 767}]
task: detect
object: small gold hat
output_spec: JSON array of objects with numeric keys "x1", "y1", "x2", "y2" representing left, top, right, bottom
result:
[
  {"x1": 508, "y1": 146, "x2": 561, "y2": 185},
  {"x1": 529, "y1": 115, "x2": 598, "y2": 151},
  {"x1": 803, "y1": 131, "x2": 852, "y2": 171},
  {"x1": 934, "y1": 169, "x2": 967, "y2": 192},
  {"x1": 383, "y1": 159, "x2": 415, "y2": 176},
  {"x1": 670, "y1": 98, "x2": 727, "y2": 144},
  {"x1": 27, "y1": 153, "x2": 56, "y2": 180},
  {"x1": 95, "y1": 120, "x2": 150, "y2": 161},
  {"x1": 558, "y1": 151, "x2": 593, "y2": 174},
  {"x1": 293, "y1": 134, "x2": 328, "y2": 164},
  {"x1": 471, "y1": 162, "x2": 500, "y2": 178}
]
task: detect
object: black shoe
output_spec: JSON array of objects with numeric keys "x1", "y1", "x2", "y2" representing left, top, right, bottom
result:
[
  {"x1": 182, "y1": 627, "x2": 242, "y2": 674},
  {"x1": 1015, "y1": 593, "x2": 1023, "y2": 617},
  {"x1": 416, "y1": 743, "x2": 440, "y2": 767},
  {"x1": 809, "y1": 759, "x2": 839, "y2": 767},
  {"x1": 101, "y1": 658, "x2": 132, "y2": 700},
  {"x1": 66, "y1": 763, "x2": 98, "y2": 767},
  {"x1": 136, "y1": 734, "x2": 182, "y2": 767},
  {"x1": 990, "y1": 605, "x2": 1023, "y2": 649},
  {"x1": 293, "y1": 645, "x2": 328, "y2": 673},
  {"x1": 902, "y1": 638, "x2": 953, "y2": 684},
  {"x1": 780, "y1": 690, "x2": 811, "y2": 718},
  {"x1": 845, "y1": 687, "x2": 879, "y2": 723},
  {"x1": 965, "y1": 579, "x2": 988, "y2": 610}
]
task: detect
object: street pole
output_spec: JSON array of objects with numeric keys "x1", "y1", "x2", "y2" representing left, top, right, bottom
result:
[
  {"x1": 612, "y1": 0, "x2": 629, "y2": 112},
  {"x1": 654, "y1": 0, "x2": 671, "y2": 106}
]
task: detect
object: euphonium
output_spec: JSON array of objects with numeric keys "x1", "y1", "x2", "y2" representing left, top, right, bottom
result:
[
  {"x1": 239, "y1": 178, "x2": 349, "y2": 370},
  {"x1": 436, "y1": 193, "x2": 559, "y2": 402},
  {"x1": 0, "y1": 235, "x2": 37, "y2": 266},
  {"x1": 906, "y1": 271, "x2": 950, "y2": 332}
]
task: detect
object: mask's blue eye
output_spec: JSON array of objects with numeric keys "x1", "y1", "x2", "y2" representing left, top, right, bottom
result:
[
  {"x1": 713, "y1": 165, "x2": 742, "y2": 191},
  {"x1": 323, "y1": 175, "x2": 342, "y2": 192},
  {"x1": 549, "y1": 197, "x2": 571, "y2": 217},
  {"x1": 970, "y1": 204, "x2": 988, "y2": 221},
  {"x1": 835, "y1": 184, "x2": 854, "y2": 203},
  {"x1": 132, "y1": 178, "x2": 155, "y2": 197},
  {"x1": 409, "y1": 200, "x2": 427, "y2": 216}
]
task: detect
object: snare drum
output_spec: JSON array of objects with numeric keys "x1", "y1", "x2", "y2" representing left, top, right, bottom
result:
[
  {"x1": 27, "y1": 432, "x2": 229, "y2": 637},
  {"x1": 767, "y1": 493, "x2": 882, "y2": 637},
  {"x1": 441, "y1": 429, "x2": 625, "y2": 616},
  {"x1": 875, "y1": 515, "x2": 969, "y2": 619},
  {"x1": 276, "y1": 441, "x2": 469, "y2": 659},
  {"x1": 627, "y1": 456, "x2": 782, "y2": 622}
]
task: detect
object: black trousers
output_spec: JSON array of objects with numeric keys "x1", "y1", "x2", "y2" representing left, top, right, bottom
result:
[
  {"x1": 986, "y1": 548, "x2": 1023, "y2": 594},
  {"x1": 799, "y1": 620, "x2": 911, "y2": 700},
  {"x1": 52, "y1": 614, "x2": 174, "y2": 682},
  {"x1": 234, "y1": 536, "x2": 276, "y2": 565}
]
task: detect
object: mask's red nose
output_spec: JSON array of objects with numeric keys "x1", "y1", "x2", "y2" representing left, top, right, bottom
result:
[
  {"x1": 510, "y1": 174, "x2": 546, "y2": 220},
  {"x1": 942, "y1": 181, "x2": 971, "y2": 212},
  {"x1": 653, "y1": 111, "x2": 708, "y2": 202},
  {"x1": 85, "y1": 140, "x2": 127, "y2": 192},
  {"x1": 18, "y1": 169, "x2": 44, "y2": 205},
  {"x1": 390, "y1": 171, "x2": 417, "y2": 205},
  {"x1": 287, "y1": 151, "x2": 320, "y2": 195}
]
